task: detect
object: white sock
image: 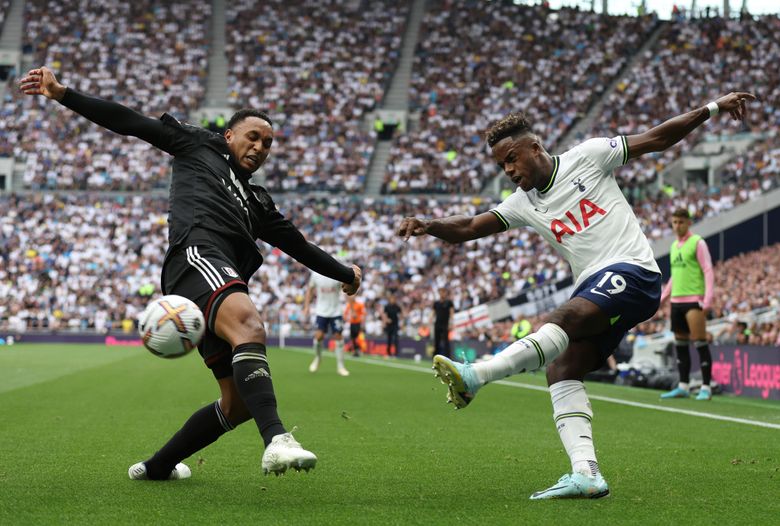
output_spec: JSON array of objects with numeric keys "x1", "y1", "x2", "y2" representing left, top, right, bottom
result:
[
  {"x1": 550, "y1": 380, "x2": 599, "y2": 478},
  {"x1": 678, "y1": 382, "x2": 689, "y2": 391},
  {"x1": 700, "y1": 384, "x2": 711, "y2": 392},
  {"x1": 313, "y1": 339, "x2": 322, "y2": 359},
  {"x1": 471, "y1": 323, "x2": 568, "y2": 384},
  {"x1": 334, "y1": 340, "x2": 345, "y2": 368}
]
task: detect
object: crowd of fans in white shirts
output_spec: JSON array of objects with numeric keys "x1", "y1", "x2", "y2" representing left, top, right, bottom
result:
[
  {"x1": 579, "y1": 14, "x2": 780, "y2": 190},
  {"x1": 0, "y1": 0, "x2": 211, "y2": 189},
  {"x1": 1, "y1": 190, "x2": 778, "y2": 347},
  {"x1": 382, "y1": 2, "x2": 658, "y2": 194},
  {"x1": 0, "y1": 4, "x2": 776, "y2": 199},
  {"x1": 225, "y1": 0, "x2": 408, "y2": 193}
]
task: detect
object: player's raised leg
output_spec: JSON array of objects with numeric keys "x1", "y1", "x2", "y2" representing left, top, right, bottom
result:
[
  {"x1": 215, "y1": 292, "x2": 317, "y2": 475},
  {"x1": 433, "y1": 322, "x2": 568, "y2": 408},
  {"x1": 433, "y1": 299, "x2": 598, "y2": 408}
]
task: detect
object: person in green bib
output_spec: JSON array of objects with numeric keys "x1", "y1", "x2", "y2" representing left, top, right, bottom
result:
[
  {"x1": 660, "y1": 208, "x2": 715, "y2": 401},
  {"x1": 511, "y1": 318, "x2": 532, "y2": 340}
]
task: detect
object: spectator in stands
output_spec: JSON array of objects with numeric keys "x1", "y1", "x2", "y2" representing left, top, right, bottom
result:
[{"x1": 716, "y1": 319, "x2": 745, "y2": 345}]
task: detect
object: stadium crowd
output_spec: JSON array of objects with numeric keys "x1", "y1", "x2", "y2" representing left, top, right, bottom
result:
[
  {"x1": 0, "y1": 193, "x2": 167, "y2": 332},
  {"x1": 0, "y1": 4, "x2": 775, "y2": 201},
  {"x1": 0, "y1": 0, "x2": 211, "y2": 189},
  {"x1": 634, "y1": 140, "x2": 780, "y2": 240},
  {"x1": 382, "y1": 2, "x2": 658, "y2": 194},
  {"x1": 225, "y1": 0, "x2": 408, "y2": 193},
  {"x1": 1, "y1": 192, "x2": 777, "y2": 349},
  {"x1": 584, "y1": 14, "x2": 780, "y2": 190}
]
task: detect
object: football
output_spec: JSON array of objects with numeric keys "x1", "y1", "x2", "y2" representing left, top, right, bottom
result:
[{"x1": 138, "y1": 295, "x2": 205, "y2": 359}]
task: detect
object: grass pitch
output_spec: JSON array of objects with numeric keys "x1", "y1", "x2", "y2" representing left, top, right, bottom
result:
[{"x1": 1, "y1": 344, "x2": 779, "y2": 525}]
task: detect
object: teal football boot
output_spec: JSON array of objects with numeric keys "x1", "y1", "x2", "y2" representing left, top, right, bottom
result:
[
  {"x1": 530, "y1": 473, "x2": 610, "y2": 500},
  {"x1": 432, "y1": 355, "x2": 481, "y2": 409},
  {"x1": 695, "y1": 388, "x2": 712, "y2": 401},
  {"x1": 660, "y1": 387, "x2": 690, "y2": 399}
]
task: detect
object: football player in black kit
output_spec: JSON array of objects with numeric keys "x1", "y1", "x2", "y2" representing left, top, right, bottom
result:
[{"x1": 19, "y1": 67, "x2": 362, "y2": 480}]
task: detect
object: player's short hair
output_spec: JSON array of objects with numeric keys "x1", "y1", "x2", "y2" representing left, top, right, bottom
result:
[
  {"x1": 671, "y1": 207, "x2": 691, "y2": 219},
  {"x1": 485, "y1": 112, "x2": 534, "y2": 147},
  {"x1": 227, "y1": 109, "x2": 273, "y2": 130}
]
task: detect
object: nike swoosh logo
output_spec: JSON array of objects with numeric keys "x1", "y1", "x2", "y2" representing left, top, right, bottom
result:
[
  {"x1": 589, "y1": 288, "x2": 610, "y2": 298},
  {"x1": 533, "y1": 485, "x2": 567, "y2": 496},
  {"x1": 534, "y1": 207, "x2": 549, "y2": 213}
]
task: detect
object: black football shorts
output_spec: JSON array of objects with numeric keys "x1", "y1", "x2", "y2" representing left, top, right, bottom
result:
[
  {"x1": 162, "y1": 244, "x2": 248, "y2": 379},
  {"x1": 670, "y1": 302, "x2": 702, "y2": 334}
]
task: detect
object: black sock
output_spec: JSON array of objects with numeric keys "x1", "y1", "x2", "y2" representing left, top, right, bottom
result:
[
  {"x1": 675, "y1": 339, "x2": 691, "y2": 383},
  {"x1": 145, "y1": 401, "x2": 233, "y2": 480},
  {"x1": 232, "y1": 342, "x2": 286, "y2": 446},
  {"x1": 695, "y1": 341, "x2": 712, "y2": 386}
]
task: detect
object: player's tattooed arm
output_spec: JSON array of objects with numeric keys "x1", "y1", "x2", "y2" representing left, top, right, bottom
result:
[
  {"x1": 626, "y1": 92, "x2": 756, "y2": 159},
  {"x1": 397, "y1": 212, "x2": 504, "y2": 244}
]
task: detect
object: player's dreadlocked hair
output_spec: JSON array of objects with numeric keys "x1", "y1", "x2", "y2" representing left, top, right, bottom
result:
[
  {"x1": 485, "y1": 112, "x2": 534, "y2": 147},
  {"x1": 227, "y1": 109, "x2": 273, "y2": 129}
]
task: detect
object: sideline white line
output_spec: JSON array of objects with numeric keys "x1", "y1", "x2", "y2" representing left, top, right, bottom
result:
[{"x1": 283, "y1": 347, "x2": 780, "y2": 430}]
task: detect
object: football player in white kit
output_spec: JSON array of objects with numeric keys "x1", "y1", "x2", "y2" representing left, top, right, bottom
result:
[
  {"x1": 304, "y1": 272, "x2": 350, "y2": 376},
  {"x1": 398, "y1": 92, "x2": 754, "y2": 499}
]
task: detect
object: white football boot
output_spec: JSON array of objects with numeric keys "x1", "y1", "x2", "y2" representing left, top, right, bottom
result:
[
  {"x1": 309, "y1": 356, "x2": 320, "y2": 373},
  {"x1": 261, "y1": 431, "x2": 317, "y2": 476},
  {"x1": 128, "y1": 461, "x2": 191, "y2": 480},
  {"x1": 337, "y1": 366, "x2": 350, "y2": 377}
]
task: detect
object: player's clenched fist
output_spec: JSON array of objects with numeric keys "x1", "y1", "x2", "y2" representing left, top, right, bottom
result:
[
  {"x1": 342, "y1": 264, "x2": 362, "y2": 296},
  {"x1": 397, "y1": 217, "x2": 428, "y2": 241},
  {"x1": 18, "y1": 67, "x2": 66, "y2": 101}
]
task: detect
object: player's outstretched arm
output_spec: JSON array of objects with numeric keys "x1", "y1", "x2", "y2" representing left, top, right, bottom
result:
[
  {"x1": 259, "y1": 212, "x2": 361, "y2": 295},
  {"x1": 625, "y1": 92, "x2": 756, "y2": 159},
  {"x1": 19, "y1": 67, "x2": 181, "y2": 154},
  {"x1": 397, "y1": 212, "x2": 504, "y2": 244}
]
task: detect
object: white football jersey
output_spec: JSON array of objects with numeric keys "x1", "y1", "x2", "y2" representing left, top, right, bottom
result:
[
  {"x1": 309, "y1": 272, "x2": 342, "y2": 318},
  {"x1": 491, "y1": 136, "x2": 660, "y2": 289}
]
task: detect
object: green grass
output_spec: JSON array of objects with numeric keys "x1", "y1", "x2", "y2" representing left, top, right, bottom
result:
[{"x1": 1, "y1": 344, "x2": 779, "y2": 525}]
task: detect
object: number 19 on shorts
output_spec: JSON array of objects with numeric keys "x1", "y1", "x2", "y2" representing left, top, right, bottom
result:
[{"x1": 590, "y1": 271, "x2": 626, "y2": 297}]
